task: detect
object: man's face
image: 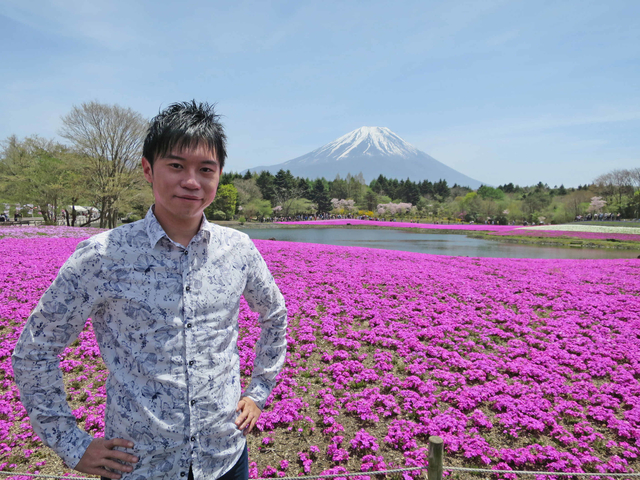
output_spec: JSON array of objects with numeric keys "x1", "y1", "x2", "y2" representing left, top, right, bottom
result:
[{"x1": 142, "y1": 144, "x2": 222, "y2": 228}]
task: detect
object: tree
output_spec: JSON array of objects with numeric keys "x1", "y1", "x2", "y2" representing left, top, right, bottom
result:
[
  {"x1": 477, "y1": 185, "x2": 505, "y2": 201},
  {"x1": 271, "y1": 169, "x2": 302, "y2": 213},
  {"x1": 205, "y1": 184, "x2": 238, "y2": 219},
  {"x1": 329, "y1": 174, "x2": 348, "y2": 200},
  {"x1": 562, "y1": 190, "x2": 592, "y2": 219},
  {"x1": 521, "y1": 190, "x2": 551, "y2": 220},
  {"x1": 0, "y1": 135, "x2": 90, "y2": 224},
  {"x1": 419, "y1": 179, "x2": 434, "y2": 197},
  {"x1": 345, "y1": 172, "x2": 367, "y2": 204},
  {"x1": 377, "y1": 202, "x2": 413, "y2": 217},
  {"x1": 478, "y1": 197, "x2": 500, "y2": 221},
  {"x1": 594, "y1": 169, "x2": 637, "y2": 209},
  {"x1": 59, "y1": 101, "x2": 147, "y2": 228},
  {"x1": 450, "y1": 184, "x2": 472, "y2": 199},
  {"x1": 384, "y1": 178, "x2": 400, "y2": 200},
  {"x1": 311, "y1": 179, "x2": 332, "y2": 214},
  {"x1": 588, "y1": 196, "x2": 606, "y2": 213},
  {"x1": 401, "y1": 179, "x2": 421, "y2": 205},
  {"x1": 628, "y1": 168, "x2": 640, "y2": 192},
  {"x1": 498, "y1": 183, "x2": 516, "y2": 194},
  {"x1": 233, "y1": 177, "x2": 263, "y2": 206},
  {"x1": 122, "y1": 186, "x2": 155, "y2": 224},
  {"x1": 370, "y1": 174, "x2": 388, "y2": 195},
  {"x1": 631, "y1": 191, "x2": 640, "y2": 218},
  {"x1": 460, "y1": 191, "x2": 482, "y2": 221},
  {"x1": 220, "y1": 171, "x2": 242, "y2": 185},
  {"x1": 297, "y1": 177, "x2": 311, "y2": 199},
  {"x1": 256, "y1": 171, "x2": 275, "y2": 201},
  {"x1": 269, "y1": 170, "x2": 306, "y2": 217},
  {"x1": 243, "y1": 199, "x2": 272, "y2": 220},
  {"x1": 287, "y1": 198, "x2": 315, "y2": 215},
  {"x1": 503, "y1": 200, "x2": 524, "y2": 224},
  {"x1": 364, "y1": 189, "x2": 378, "y2": 212},
  {"x1": 331, "y1": 198, "x2": 357, "y2": 214},
  {"x1": 433, "y1": 179, "x2": 450, "y2": 200},
  {"x1": 273, "y1": 169, "x2": 296, "y2": 198}
]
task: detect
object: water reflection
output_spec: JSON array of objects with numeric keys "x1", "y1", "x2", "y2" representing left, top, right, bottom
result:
[{"x1": 238, "y1": 227, "x2": 639, "y2": 259}]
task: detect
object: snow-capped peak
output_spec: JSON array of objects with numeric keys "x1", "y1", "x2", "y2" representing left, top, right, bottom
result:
[
  {"x1": 309, "y1": 126, "x2": 420, "y2": 161},
  {"x1": 247, "y1": 125, "x2": 483, "y2": 187}
]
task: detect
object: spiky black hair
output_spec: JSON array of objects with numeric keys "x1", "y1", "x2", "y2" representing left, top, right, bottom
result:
[{"x1": 143, "y1": 100, "x2": 227, "y2": 169}]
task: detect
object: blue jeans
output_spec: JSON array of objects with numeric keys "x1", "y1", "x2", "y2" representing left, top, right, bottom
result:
[
  {"x1": 189, "y1": 444, "x2": 249, "y2": 480},
  {"x1": 102, "y1": 443, "x2": 249, "y2": 480}
]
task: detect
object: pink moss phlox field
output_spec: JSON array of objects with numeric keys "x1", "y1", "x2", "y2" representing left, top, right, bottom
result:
[
  {"x1": 0, "y1": 225, "x2": 108, "y2": 239},
  {"x1": 2, "y1": 234, "x2": 640, "y2": 478},
  {"x1": 277, "y1": 219, "x2": 640, "y2": 242},
  {"x1": 231, "y1": 241, "x2": 640, "y2": 477},
  {"x1": 0, "y1": 236, "x2": 110, "y2": 475}
]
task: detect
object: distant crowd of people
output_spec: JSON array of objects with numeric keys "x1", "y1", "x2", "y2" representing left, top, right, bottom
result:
[
  {"x1": 249, "y1": 212, "x2": 629, "y2": 224},
  {"x1": 0, "y1": 213, "x2": 22, "y2": 222},
  {"x1": 260, "y1": 213, "x2": 367, "y2": 222},
  {"x1": 257, "y1": 214, "x2": 456, "y2": 223},
  {"x1": 259, "y1": 214, "x2": 432, "y2": 223},
  {"x1": 575, "y1": 213, "x2": 621, "y2": 221}
]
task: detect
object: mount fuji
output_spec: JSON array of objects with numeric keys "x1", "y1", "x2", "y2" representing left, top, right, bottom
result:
[{"x1": 245, "y1": 127, "x2": 483, "y2": 188}]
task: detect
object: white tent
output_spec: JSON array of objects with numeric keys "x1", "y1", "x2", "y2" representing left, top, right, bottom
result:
[{"x1": 68, "y1": 205, "x2": 89, "y2": 213}]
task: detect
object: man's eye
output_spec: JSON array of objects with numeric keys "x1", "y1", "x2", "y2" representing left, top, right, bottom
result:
[{"x1": 169, "y1": 163, "x2": 183, "y2": 169}]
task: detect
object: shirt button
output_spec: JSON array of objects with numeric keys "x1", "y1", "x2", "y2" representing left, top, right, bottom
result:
[
  {"x1": 191, "y1": 436, "x2": 196, "y2": 442},
  {"x1": 180, "y1": 473, "x2": 186, "y2": 477},
  {"x1": 185, "y1": 286, "x2": 191, "y2": 292},
  {"x1": 191, "y1": 400, "x2": 196, "y2": 405},
  {"x1": 186, "y1": 323, "x2": 192, "y2": 328},
  {"x1": 183, "y1": 250, "x2": 188, "y2": 255},
  {"x1": 189, "y1": 360, "x2": 194, "y2": 366}
]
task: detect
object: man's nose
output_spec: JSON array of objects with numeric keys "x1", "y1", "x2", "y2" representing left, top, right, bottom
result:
[{"x1": 181, "y1": 171, "x2": 200, "y2": 189}]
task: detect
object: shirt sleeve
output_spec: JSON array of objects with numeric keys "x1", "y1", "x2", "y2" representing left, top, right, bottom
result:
[
  {"x1": 11, "y1": 239, "x2": 101, "y2": 468},
  {"x1": 240, "y1": 240, "x2": 288, "y2": 410}
]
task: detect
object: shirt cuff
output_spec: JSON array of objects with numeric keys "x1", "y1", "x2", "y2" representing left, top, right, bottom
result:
[
  {"x1": 59, "y1": 429, "x2": 94, "y2": 469},
  {"x1": 242, "y1": 380, "x2": 272, "y2": 411}
]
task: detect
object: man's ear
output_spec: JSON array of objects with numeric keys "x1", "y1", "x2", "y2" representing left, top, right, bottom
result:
[{"x1": 142, "y1": 157, "x2": 153, "y2": 184}]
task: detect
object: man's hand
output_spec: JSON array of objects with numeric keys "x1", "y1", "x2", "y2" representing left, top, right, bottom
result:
[
  {"x1": 75, "y1": 438, "x2": 139, "y2": 480},
  {"x1": 235, "y1": 397, "x2": 261, "y2": 435}
]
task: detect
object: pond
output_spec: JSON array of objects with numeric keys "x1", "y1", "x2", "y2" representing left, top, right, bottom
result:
[{"x1": 238, "y1": 227, "x2": 640, "y2": 259}]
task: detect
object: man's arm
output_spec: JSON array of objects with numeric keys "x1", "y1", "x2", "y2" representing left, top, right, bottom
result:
[
  {"x1": 11, "y1": 240, "x2": 107, "y2": 469},
  {"x1": 240, "y1": 240, "x2": 288, "y2": 411}
]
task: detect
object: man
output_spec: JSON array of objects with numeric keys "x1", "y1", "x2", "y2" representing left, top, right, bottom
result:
[{"x1": 12, "y1": 101, "x2": 288, "y2": 480}]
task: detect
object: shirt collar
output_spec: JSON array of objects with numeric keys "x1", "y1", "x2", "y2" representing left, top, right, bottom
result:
[{"x1": 144, "y1": 206, "x2": 213, "y2": 248}]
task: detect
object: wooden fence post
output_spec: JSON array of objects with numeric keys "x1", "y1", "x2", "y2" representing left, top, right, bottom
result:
[{"x1": 427, "y1": 436, "x2": 443, "y2": 480}]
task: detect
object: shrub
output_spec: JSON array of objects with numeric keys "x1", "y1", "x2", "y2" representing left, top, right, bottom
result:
[{"x1": 211, "y1": 210, "x2": 227, "y2": 221}]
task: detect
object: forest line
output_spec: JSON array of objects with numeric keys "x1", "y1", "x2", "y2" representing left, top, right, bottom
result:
[{"x1": 1, "y1": 101, "x2": 637, "y2": 227}]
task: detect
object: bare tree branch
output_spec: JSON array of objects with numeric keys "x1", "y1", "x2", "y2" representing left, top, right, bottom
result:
[{"x1": 59, "y1": 101, "x2": 148, "y2": 228}]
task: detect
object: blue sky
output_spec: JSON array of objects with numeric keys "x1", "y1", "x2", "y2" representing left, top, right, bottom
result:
[{"x1": 1, "y1": 0, "x2": 638, "y2": 188}]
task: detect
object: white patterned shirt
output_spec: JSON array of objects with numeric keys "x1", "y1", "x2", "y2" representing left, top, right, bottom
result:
[{"x1": 12, "y1": 208, "x2": 288, "y2": 479}]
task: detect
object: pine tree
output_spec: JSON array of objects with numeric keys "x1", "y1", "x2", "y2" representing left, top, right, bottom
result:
[
  {"x1": 256, "y1": 171, "x2": 275, "y2": 201},
  {"x1": 312, "y1": 179, "x2": 332, "y2": 213},
  {"x1": 297, "y1": 177, "x2": 311, "y2": 199}
]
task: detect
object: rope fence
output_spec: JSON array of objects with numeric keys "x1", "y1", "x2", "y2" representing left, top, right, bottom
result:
[{"x1": 1, "y1": 437, "x2": 638, "y2": 480}]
